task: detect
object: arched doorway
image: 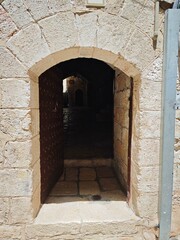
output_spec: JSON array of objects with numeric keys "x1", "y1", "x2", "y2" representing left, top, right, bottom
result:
[{"x1": 39, "y1": 57, "x2": 131, "y2": 203}]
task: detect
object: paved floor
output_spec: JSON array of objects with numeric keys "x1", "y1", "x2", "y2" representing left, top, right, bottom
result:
[{"x1": 46, "y1": 166, "x2": 126, "y2": 203}]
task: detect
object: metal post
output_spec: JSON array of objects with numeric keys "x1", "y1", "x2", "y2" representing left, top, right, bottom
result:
[{"x1": 159, "y1": 9, "x2": 180, "y2": 240}]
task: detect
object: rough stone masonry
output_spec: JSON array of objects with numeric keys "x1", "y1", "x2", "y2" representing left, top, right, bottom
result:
[{"x1": 0, "y1": 0, "x2": 179, "y2": 239}]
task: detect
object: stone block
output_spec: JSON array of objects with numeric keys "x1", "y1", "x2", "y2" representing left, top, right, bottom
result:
[
  {"x1": 31, "y1": 109, "x2": 39, "y2": 137},
  {"x1": 139, "y1": 81, "x2": 161, "y2": 111},
  {"x1": 124, "y1": 30, "x2": 155, "y2": 71},
  {"x1": 79, "y1": 167, "x2": 96, "y2": 180},
  {"x1": 0, "y1": 5, "x2": 17, "y2": 42},
  {"x1": 137, "y1": 138, "x2": 160, "y2": 166},
  {"x1": 97, "y1": 13, "x2": 133, "y2": 54},
  {"x1": 79, "y1": 47, "x2": 94, "y2": 58},
  {"x1": 0, "y1": 198, "x2": 9, "y2": 224},
  {"x1": 121, "y1": 0, "x2": 145, "y2": 23},
  {"x1": 2, "y1": 0, "x2": 34, "y2": 28},
  {"x1": 32, "y1": 159, "x2": 40, "y2": 193},
  {"x1": 0, "y1": 109, "x2": 31, "y2": 140},
  {"x1": 9, "y1": 197, "x2": 32, "y2": 224},
  {"x1": 65, "y1": 168, "x2": 78, "y2": 181},
  {"x1": 0, "y1": 225, "x2": 23, "y2": 239},
  {"x1": 76, "y1": 12, "x2": 97, "y2": 46},
  {"x1": 31, "y1": 136, "x2": 40, "y2": 166},
  {"x1": 50, "y1": 181, "x2": 78, "y2": 196},
  {"x1": 7, "y1": 23, "x2": 50, "y2": 68},
  {"x1": 4, "y1": 140, "x2": 31, "y2": 168},
  {"x1": 0, "y1": 47, "x2": 27, "y2": 78},
  {"x1": 93, "y1": 48, "x2": 118, "y2": 66},
  {"x1": 172, "y1": 205, "x2": 180, "y2": 236},
  {"x1": 0, "y1": 78, "x2": 30, "y2": 108},
  {"x1": 137, "y1": 111, "x2": 161, "y2": 139},
  {"x1": 79, "y1": 181, "x2": 100, "y2": 195},
  {"x1": 142, "y1": 56, "x2": 163, "y2": 82},
  {"x1": 0, "y1": 169, "x2": 32, "y2": 197},
  {"x1": 96, "y1": 167, "x2": 114, "y2": 178},
  {"x1": 131, "y1": 186, "x2": 158, "y2": 218},
  {"x1": 38, "y1": 12, "x2": 78, "y2": 52},
  {"x1": 48, "y1": 0, "x2": 72, "y2": 14},
  {"x1": 135, "y1": 1, "x2": 154, "y2": 37},
  {"x1": 132, "y1": 164, "x2": 159, "y2": 193},
  {"x1": 32, "y1": 185, "x2": 41, "y2": 218},
  {"x1": 99, "y1": 178, "x2": 120, "y2": 191},
  {"x1": 143, "y1": 230, "x2": 156, "y2": 240},
  {"x1": 30, "y1": 80, "x2": 39, "y2": 108},
  {"x1": 25, "y1": 0, "x2": 51, "y2": 21}
]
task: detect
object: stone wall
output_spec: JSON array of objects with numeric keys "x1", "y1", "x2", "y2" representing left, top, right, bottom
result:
[
  {"x1": 114, "y1": 70, "x2": 131, "y2": 191},
  {"x1": 0, "y1": 0, "x2": 180, "y2": 239}
]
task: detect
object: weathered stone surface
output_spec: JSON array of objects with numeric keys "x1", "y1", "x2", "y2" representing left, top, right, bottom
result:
[
  {"x1": 143, "y1": 230, "x2": 156, "y2": 240},
  {"x1": 9, "y1": 197, "x2": 32, "y2": 224},
  {"x1": 0, "y1": 225, "x2": 23, "y2": 239},
  {"x1": 48, "y1": 0, "x2": 72, "y2": 14},
  {"x1": 76, "y1": 12, "x2": 97, "y2": 47},
  {"x1": 0, "y1": 109, "x2": 31, "y2": 140},
  {"x1": 7, "y1": 23, "x2": 50, "y2": 68},
  {"x1": 124, "y1": 30, "x2": 155, "y2": 70},
  {"x1": 2, "y1": 0, "x2": 34, "y2": 28},
  {"x1": 99, "y1": 178, "x2": 120, "y2": 191},
  {"x1": 79, "y1": 181, "x2": 100, "y2": 195},
  {"x1": 0, "y1": 5, "x2": 17, "y2": 43},
  {"x1": 0, "y1": 198, "x2": 9, "y2": 224},
  {"x1": 79, "y1": 167, "x2": 96, "y2": 180},
  {"x1": 0, "y1": 47, "x2": 27, "y2": 78},
  {"x1": 38, "y1": 12, "x2": 78, "y2": 52},
  {"x1": 142, "y1": 56, "x2": 163, "y2": 82},
  {"x1": 139, "y1": 81, "x2": 161, "y2": 111},
  {"x1": 0, "y1": 78, "x2": 30, "y2": 108},
  {"x1": 65, "y1": 167, "x2": 78, "y2": 181},
  {"x1": 25, "y1": 0, "x2": 50, "y2": 21},
  {"x1": 0, "y1": 169, "x2": 32, "y2": 196},
  {"x1": 97, "y1": 13, "x2": 134, "y2": 54},
  {"x1": 50, "y1": 181, "x2": 78, "y2": 196},
  {"x1": 137, "y1": 138, "x2": 160, "y2": 166},
  {"x1": 135, "y1": 1, "x2": 154, "y2": 37},
  {"x1": 137, "y1": 111, "x2": 161, "y2": 139},
  {"x1": 121, "y1": 0, "x2": 145, "y2": 23},
  {"x1": 96, "y1": 167, "x2": 114, "y2": 178},
  {"x1": 4, "y1": 140, "x2": 31, "y2": 168}
]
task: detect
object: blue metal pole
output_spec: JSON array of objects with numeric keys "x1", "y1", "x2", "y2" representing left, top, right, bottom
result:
[{"x1": 159, "y1": 9, "x2": 180, "y2": 240}]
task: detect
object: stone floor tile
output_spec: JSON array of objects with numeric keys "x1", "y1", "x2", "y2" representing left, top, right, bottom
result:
[
  {"x1": 49, "y1": 181, "x2": 78, "y2": 196},
  {"x1": 96, "y1": 166, "x2": 114, "y2": 178},
  {"x1": 65, "y1": 167, "x2": 78, "y2": 181},
  {"x1": 57, "y1": 171, "x2": 65, "y2": 181},
  {"x1": 79, "y1": 181, "x2": 100, "y2": 195},
  {"x1": 101, "y1": 190, "x2": 126, "y2": 201},
  {"x1": 99, "y1": 178, "x2": 120, "y2": 191},
  {"x1": 46, "y1": 196, "x2": 86, "y2": 203},
  {"x1": 79, "y1": 167, "x2": 96, "y2": 180}
]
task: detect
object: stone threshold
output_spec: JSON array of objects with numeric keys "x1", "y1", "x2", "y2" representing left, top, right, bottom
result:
[{"x1": 34, "y1": 201, "x2": 139, "y2": 225}]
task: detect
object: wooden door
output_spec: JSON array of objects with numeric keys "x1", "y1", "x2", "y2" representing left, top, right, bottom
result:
[{"x1": 39, "y1": 67, "x2": 64, "y2": 203}]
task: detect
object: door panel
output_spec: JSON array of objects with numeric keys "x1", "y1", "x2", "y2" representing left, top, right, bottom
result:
[{"x1": 39, "y1": 67, "x2": 64, "y2": 203}]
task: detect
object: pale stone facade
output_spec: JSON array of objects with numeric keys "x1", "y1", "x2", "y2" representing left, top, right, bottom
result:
[{"x1": 0, "y1": 0, "x2": 180, "y2": 239}]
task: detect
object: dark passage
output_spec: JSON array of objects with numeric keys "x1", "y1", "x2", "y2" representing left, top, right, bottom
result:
[
  {"x1": 61, "y1": 58, "x2": 115, "y2": 159},
  {"x1": 39, "y1": 58, "x2": 115, "y2": 202}
]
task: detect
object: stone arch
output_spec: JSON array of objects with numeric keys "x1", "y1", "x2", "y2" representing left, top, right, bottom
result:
[{"x1": 28, "y1": 47, "x2": 141, "y2": 217}]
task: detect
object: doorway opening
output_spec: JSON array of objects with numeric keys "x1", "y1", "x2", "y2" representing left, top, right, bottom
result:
[{"x1": 39, "y1": 58, "x2": 132, "y2": 204}]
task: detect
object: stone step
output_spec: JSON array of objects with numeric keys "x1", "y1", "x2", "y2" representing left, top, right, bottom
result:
[{"x1": 26, "y1": 201, "x2": 144, "y2": 240}]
